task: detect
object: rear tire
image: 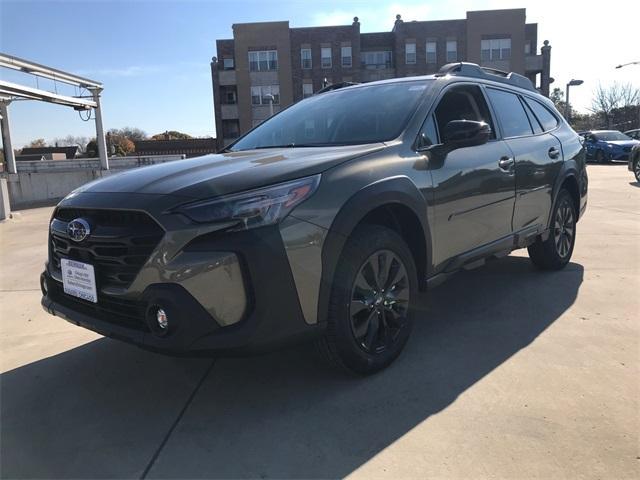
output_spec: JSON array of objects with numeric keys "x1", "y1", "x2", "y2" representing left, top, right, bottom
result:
[
  {"x1": 634, "y1": 158, "x2": 640, "y2": 182},
  {"x1": 528, "y1": 189, "x2": 576, "y2": 270},
  {"x1": 317, "y1": 224, "x2": 418, "y2": 375}
]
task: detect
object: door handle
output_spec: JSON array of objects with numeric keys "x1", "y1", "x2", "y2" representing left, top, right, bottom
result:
[
  {"x1": 498, "y1": 156, "x2": 514, "y2": 170},
  {"x1": 548, "y1": 147, "x2": 561, "y2": 159}
]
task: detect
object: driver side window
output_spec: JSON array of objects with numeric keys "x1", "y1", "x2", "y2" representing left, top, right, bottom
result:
[{"x1": 434, "y1": 85, "x2": 496, "y2": 139}]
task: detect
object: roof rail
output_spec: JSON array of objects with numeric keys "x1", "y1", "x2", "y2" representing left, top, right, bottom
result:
[
  {"x1": 435, "y1": 62, "x2": 537, "y2": 93},
  {"x1": 316, "y1": 81, "x2": 360, "y2": 94}
]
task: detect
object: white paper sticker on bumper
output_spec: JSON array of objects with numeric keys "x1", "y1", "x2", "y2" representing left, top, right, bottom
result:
[{"x1": 61, "y1": 258, "x2": 98, "y2": 303}]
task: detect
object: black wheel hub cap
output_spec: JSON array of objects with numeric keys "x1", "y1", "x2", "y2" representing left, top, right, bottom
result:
[
  {"x1": 554, "y1": 199, "x2": 575, "y2": 258},
  {"x1": 349, "y1": 249, "x2": 410, "y2": 354}
]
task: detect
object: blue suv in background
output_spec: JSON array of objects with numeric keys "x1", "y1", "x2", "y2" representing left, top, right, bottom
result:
[{"x1": 582, "y1": 130, "x2": 640, "y2": 163}]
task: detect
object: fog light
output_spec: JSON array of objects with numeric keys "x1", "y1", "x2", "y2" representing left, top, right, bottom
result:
[{"x1": 156, "y1": 308, "x2": 168, "y2": 330}]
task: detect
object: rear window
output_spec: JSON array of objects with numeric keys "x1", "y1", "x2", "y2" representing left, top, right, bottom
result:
[
  {"x1": 523, "y1": 97, "x2": 559, "y2": 132},
  {"x1": 486, "y1": 88, "x2": 533, "y2": 138}
]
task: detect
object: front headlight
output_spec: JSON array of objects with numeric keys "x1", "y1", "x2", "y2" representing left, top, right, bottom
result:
[{"x1": 173, "y1": 174, "x2": 321, "y2": 230}]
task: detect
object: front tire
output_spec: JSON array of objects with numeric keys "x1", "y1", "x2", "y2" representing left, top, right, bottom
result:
[
  {"x1": 528, "y1": 189, "x2": 576, "y2": 270},
  {"x1": 595, "y1": 150, "x2": 607, "y2": 164},
  {"x1": 317, "y1": 225, "x2": 418, "y2": 375},
  {"x1": 634, "y1": 158, "x2": 640, "y2": 182}
]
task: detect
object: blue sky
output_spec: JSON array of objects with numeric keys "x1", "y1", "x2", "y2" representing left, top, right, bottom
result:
[{"x1": 1, "y1": 0, "x2": 638, "y2": 148}]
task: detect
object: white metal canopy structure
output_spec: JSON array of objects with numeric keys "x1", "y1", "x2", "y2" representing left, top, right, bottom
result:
[{"x1": 0, "y1": 53, "x2": 109, "y2": 172}]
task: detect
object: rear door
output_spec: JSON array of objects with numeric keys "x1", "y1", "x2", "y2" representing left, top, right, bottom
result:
[
  {"x1": 423, "y1": 84, "x2": 516, "y2": 268},
  {"x1": 485, "y1": 88, "x2": 563, "y2": 232}
]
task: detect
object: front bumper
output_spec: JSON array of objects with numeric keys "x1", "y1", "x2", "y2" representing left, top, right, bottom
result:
[{"x1": 42, "y1": 225, "x2": 321, "y2": 355}]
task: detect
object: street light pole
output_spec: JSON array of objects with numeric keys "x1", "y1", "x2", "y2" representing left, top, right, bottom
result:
[
  {"x1": 565, "y1": 79, "x2": 584, "y2": 124},
  {"x1": 264, "y1": 94, "x2": 274, "y2": 117},
  {"x1": 615, "y1": 61, "x2": 640, "y2": 69}
]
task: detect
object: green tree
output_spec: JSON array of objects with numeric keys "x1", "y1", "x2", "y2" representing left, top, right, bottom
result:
[
  {"x1": 151, "y1": 130, "x2": 193, "y2": 140},
  {"x1": 550, "y1": 88, "x2": 573, "y2": 119},
  {"x1": 86, "y1": 139, "x2": 98, "y2": 158}
]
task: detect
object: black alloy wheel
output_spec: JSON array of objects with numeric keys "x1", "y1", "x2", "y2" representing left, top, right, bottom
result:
[
  {"x1": 317, "y1": 224, "x2": 417, "y2": 375},
  {"x1": 553, "y1": 196, "x2": 575, "y2": 259},
  {"x1": 349, "y1": 249, "x2": 410, "y2": 354}
]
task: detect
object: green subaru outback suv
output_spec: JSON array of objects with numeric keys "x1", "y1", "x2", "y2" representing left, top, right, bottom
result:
[{"x1": 41, "y1": 63, "x2": 588, "y2": 374}]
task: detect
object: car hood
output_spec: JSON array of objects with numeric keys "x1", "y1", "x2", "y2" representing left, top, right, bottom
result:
[
  {"x1": 74, "y1": 144, "x2": 385, "y2": 199},
  {"x1": 605, "y1": 140, "x2": 639, "y2": 148}
]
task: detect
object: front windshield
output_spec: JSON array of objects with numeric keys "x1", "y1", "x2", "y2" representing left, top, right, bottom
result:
[
  {"x1": 230, "y1": 80, "x2": 432, "y2": 151},
  {"x1": 594, "y1": 131, "x2": 632, "y2": 141}
]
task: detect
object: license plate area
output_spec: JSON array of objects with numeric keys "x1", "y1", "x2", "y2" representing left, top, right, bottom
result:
[{"x1": 61, "y1": 258, "x2": 98, "y2": 303}]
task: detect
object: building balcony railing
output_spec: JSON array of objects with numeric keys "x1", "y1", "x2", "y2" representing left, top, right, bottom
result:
[
  {"x1": 218, "y1": 70, "x2": 237, "y2": 85},
  {"x1": 525, "y1": 54, "x2": 543, "y2": 72},
  {"x1": 221, "y1": 104, "x2": 239, "y2": 119}
]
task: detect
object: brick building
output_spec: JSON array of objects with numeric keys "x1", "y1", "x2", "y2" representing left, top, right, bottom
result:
[{"x1": 211, "y1": 8, "x2": 552, "y2": 147}]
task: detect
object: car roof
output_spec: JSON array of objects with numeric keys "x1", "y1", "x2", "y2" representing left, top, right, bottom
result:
[{"x1": 327, "y1": 72, "x2": 543, "y2": 98}]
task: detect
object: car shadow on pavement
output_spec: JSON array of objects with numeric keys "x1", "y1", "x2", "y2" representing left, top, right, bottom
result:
[{"x1": 0, "y1": 256, "x2": 584, "y2": 479}]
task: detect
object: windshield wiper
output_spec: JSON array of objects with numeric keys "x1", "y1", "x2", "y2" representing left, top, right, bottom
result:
[{"x1": 244, "y1": 142, "x2": 354, "y2": 150}]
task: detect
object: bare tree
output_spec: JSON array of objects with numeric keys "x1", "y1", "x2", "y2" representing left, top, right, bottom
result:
[
  {"x1": 25, "y1": 138, "x2": 47, "y2": 148},
  {"x1": 53, "y1": 135, "x2": 90, "y2": 153},
  {"x1": 110, "y1": 127, "x2": 147, "y2": 142},
  {"x1": 590, "y1": 82, "x2": 640, "y2": 128}
]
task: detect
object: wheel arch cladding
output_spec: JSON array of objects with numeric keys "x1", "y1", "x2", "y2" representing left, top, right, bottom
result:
[
  {"x1": 317, "y1": 176, "x2": 431, "y2": 325},
  {"x1": 560, "y1": 175, "x2": 580, "y2": 219}
]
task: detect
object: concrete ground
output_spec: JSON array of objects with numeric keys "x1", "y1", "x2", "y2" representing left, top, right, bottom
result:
[{"x1": 0, "y1": 165, "x2": 638, "y2": 479}]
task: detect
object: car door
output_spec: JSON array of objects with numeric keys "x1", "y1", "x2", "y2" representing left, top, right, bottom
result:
[
  {"x1": 420, "y1": 83, "x2": 516, "y2": 269},
  {"x1": 485, "y1": 88, "x2": 564, "y2": 232}
]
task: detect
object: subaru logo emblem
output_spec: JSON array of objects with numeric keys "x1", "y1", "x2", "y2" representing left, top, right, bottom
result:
[{"x1": 67, "y1": 218, "x2": 91, "y2": 242}]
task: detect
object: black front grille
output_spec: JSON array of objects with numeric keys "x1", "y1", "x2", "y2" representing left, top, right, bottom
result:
[
  {"x1": 50, "y1": 208, "x2": 164, "y2": 290},
  {"x1": 48, "y1": 279, "x2": 149, "y2": 332}
]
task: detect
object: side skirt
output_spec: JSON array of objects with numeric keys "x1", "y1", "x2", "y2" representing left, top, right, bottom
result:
[{"x1": 426, "y1": 225, "x2": 547, "y2": 289}]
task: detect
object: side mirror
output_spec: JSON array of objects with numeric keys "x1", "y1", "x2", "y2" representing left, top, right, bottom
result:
[
  {"x1": 442, "y1": 120, "x2": 491, "y2": 149},
  {"x1": 415, "y1": 132, "x2": 435, "y2": 151}
]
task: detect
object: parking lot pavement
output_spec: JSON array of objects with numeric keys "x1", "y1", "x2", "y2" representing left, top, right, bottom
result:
[{"x1": 0, "y1": 164, "x2": 638, "y2": 479}]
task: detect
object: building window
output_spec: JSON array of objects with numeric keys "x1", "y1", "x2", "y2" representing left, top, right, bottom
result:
[
  {"x1": 222, "y1": 87, "x2": 237, "y2": 104},
  {"x1": 405, "y1": 42, "x2": 416, "y2": 64},
  {"x1": 268, "y1": 51, "x2": 278, "y2": 70},
  {"x1": 263, "y1": 85, "x2": 280, "y2": 105},
  {"x1": 248, "y1": 50, "x2": 278, "y2": 71},
  {"x1": 446, "y1": 40, "x2": 457, "y2": 62},
  {"x1": 222, "y1": 120, "x2": 240, "y2": 138},
  {"x1": 302, "y1": 83, "x2": 313, "y2": 99},
  {"x1": 301, "y1": 48, "x2": 312, "y2": 69},
  {"x1": 426, "y1": 41, "x2": 437, "y2": 64},
  {"x1": 251, "y1": 86, "x2": 261, "y2": 105},
  {"x1": 321, "y1": 47, "x2": 332, "y2": 68},
  {"x1": 251, "y1": 85, "x2": 280, "y2": 105},
  {"x1": 361, "y1": 51, "x2": 392, "y2": 69},
  {"x1": 223, "y1": 58, "x2": 235, "y2": 70},
  {"x1": 481, "y1": 38, "x2": 511, "y2": 61},
  {"x1": 524, "y1": 43, "x2": 531, "y2": 55},
  {"x1": 341, "y1": 46, "x2": 352, "y2": 67}
]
